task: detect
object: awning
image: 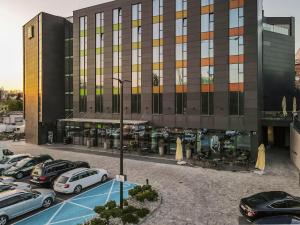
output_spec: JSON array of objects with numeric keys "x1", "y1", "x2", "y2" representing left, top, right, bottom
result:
[{"x1": 58, "y1": 118, "x2": 148, "y2": 125}]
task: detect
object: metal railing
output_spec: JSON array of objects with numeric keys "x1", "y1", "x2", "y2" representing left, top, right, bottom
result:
[{"x1": 261, "y1": 111, "x2": 294, "y2": 121}]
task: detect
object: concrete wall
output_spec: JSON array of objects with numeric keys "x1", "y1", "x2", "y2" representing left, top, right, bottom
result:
[{"x1": 290, "y1": 124, "x2": 300, "y2": 170}]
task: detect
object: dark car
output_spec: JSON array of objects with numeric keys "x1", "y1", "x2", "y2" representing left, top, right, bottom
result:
[
  {"x1": 240, "y1": 191, "x2": 300, "y2": 222},
  {"x1": 2, "y1": 155, "x2": 53, "y2": 179},
  {"x1": 254, "y1": 215, "x2": 300, "y2": 224},
  {"x1": 30, "y1": 160, "x2": 90, "y2": 186}
]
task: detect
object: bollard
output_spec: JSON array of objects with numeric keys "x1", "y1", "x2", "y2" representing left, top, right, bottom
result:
[{"x1": 146, "y1": 179, "x2": 149, "y2": 185}]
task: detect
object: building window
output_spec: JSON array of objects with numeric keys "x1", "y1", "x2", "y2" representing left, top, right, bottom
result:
[
  {"x1": 79, "y1": 16, "x2": 87, "y2": 112},
  {"x1": 201, "y1": 0, "x2": 214, "y2": 115},
  {"x1": 175, "y1": 0, "x2": 187, "y2": 114},
  {"x1": 132, "y1": 4, "x2": 142, "y2": 114},
  {"x1": 96, "y1": 12, "x2": 104, "y2": 113},
  {"x1": 64, "y1": 21, "x2": 73, "y2": 118},
  {"x1": 152, "y1": 0, "x2": 163, "y2": 114},
  {"x1": 229, "y1": 0, "x2": 244, "y2": 115},
  {"x1": 112, "y1": 8, "x2": 122, "y2": 113}
]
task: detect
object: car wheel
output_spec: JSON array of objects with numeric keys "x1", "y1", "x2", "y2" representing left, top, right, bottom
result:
[
  {"x1": 0, "y1": 215, "x2": 8, "y2": 225},
  {"x1": 74, "y1": 185, "x2": 82, "y2": 194},
  {"x1": 101, "y1": 175, "x2": 108, "y2": 183},
  {"x1": 42, "y1": 198, "x2": 53, "y2": 208},
  {"x1": 16, "y1": 172, "x2": 23, "y2": 179}
]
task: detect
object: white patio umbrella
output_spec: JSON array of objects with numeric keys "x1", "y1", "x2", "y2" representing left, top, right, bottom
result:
[
  {"x1": 282, "y1": 96, "x2": 288, "y2": 117},
  {"x1": 293, "y1": 96, "x2": 297, "y2": 114},
  {"x1": 175, "y1": 137, "x2": 183, "y2": 162}
]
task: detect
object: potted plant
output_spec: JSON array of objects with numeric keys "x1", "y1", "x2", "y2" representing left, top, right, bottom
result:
[
  {"x1": 158, "y1": 139, "x2": 165, "y2": 156},
  {"x1": 186, "y1": 143, "x2": 192, "y2": 159}
]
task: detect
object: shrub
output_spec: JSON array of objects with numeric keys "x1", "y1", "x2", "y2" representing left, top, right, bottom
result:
[
  {"x1": 94, "y1": 206, "x2": 106, "y2": 214},
  {"x1": 121, "y1": 213, "x2": 139, "y2": 225},
  {"x1": 89, "y1": 218, "x2": 107, "y2": 225},
  {"x1": 136, "y1": 208, "x2": 150, "y2": 218},
  {"x1": 128, "y1": 185, "x2": 142, "y2": 197},
  {"x1": 106, "y1": 200, "x2": 117, "y2": 210},
  {"x1": 141, "y1": 185, "x2": 152, "y2": 191}
]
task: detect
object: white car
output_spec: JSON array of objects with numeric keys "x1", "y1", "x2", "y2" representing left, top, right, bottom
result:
[
  {"x1": 0, "y1": 177, "x2": 16, "y2": 183},
  {"x1": 0, "y1": 182, "x2": 31, "y2": 192},
  {"x1": 54, "y1": 168, "x2": 108, "y2": 194},
  {"x1": 0, "y1": 154, "x2": 30, "y2": 174}
]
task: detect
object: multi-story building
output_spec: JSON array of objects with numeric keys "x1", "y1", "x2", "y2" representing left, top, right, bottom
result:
[
  {"x1": 24, "y1": 0, "x2": 295, "y2": 158},
  {"x1": 296, "y1": 49, "x2": 300, "y2": 90}
]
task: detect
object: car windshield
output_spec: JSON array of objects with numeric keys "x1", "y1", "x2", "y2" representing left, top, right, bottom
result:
[
  {"x1": 245, "y1": 195, "x2": 267, "y2": 207},
  {"x1": 0, "y1": 157, "x2": 9, "y2": 164},
  {"x1": 57, "y1": 176, "x2": 69, "y2": 184},
  {"x1": 15, "y1": 158, "x2": 31, "y2": 168}
]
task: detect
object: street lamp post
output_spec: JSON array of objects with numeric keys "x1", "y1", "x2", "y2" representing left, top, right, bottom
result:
[{"x1": 113, "y1": 78, "x2": 130, "y2": 209}]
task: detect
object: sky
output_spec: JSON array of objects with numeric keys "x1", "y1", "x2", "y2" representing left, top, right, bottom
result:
[{"x1": 0, "y1": 0, "x2": 299, "y2": 90}]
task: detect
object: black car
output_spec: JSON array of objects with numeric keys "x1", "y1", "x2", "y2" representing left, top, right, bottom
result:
[
  {"x1": 255, "y1": 215, "x2": 300, "y2": 224},
  {"x1": 2, "y1": 155, "x2": 53, "y2": 179},
  {"x1": 30, "y1": 160, "x2": 90, "y2": 186},
  {"x1": 240, "y1": 191, "x2": 300, "y2": 222}
]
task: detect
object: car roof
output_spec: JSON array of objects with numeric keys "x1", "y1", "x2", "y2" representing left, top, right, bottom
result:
[
  {"x1": 9, "y1": 154, "x2": 29, "y2": 159},
  {"x1": 61, "y1": 168, "x2": 90, "y2": 177},
  {"x1": 0, "y1": 189, "x2": 26, "y2": 200},
  {"x1": 39, "y1": 159, "x2": 70, "y2": 167}
]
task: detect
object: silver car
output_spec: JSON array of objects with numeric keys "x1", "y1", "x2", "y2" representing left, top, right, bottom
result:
[{"x1": 0, "y1": 189, "x2": 55, "y2": 225}]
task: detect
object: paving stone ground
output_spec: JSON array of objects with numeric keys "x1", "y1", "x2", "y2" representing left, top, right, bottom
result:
[{"x1": 1, "y1": 141, "x2": 299, "y2": 225}]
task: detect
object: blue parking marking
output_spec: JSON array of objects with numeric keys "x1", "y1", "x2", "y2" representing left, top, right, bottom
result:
[{"x1": 13, "y1": 180, "x2": 136, "y2": 225}]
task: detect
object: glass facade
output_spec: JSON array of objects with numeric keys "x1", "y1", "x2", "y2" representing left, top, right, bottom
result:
[
  {"x1": 79, "y1": 16, "x2": 87, "y2": 112},
  {"x1": 152, "y1": 0, "x2": 164, "y2": 114},
  {"x1": 201, "y1": 0, "x2": 214, "y2": 115},
  {"x1": 229, "y1": 0, "x2": 244, "y2": 115},
  {"x1": 112, "y1": 8, "x2": 122, "y2": 113},
  {"x1": 65, "y1": 21, "x2": 73, "y2": 118},
  {"x1": 96, "y1": 12, "x2": 104, "y2": 113},
  {"x1": 132, "y1": 4, "x2": 142, "y2": 114},
  {"x1": 175, "y1": 0, "x2": 187, "y2": 114}
]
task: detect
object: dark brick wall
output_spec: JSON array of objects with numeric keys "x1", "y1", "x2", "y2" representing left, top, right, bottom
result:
[{"x1": 24, "y1": 13, "x2": 66, "y2": 144}]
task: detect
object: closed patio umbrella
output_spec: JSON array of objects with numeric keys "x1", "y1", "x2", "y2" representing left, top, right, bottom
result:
[
  {"x1": 255, "y1": 144, "x2": 266, "y2": 173},
  {"x1": 175, "y1": 137, "x2": 183, "y2": 162},
  {"x1": 293, "y1": 96, "x2": 297, "y2": 114},
  {"x1": 282, "y1": 96, "x2": 288, "y2": 117}
]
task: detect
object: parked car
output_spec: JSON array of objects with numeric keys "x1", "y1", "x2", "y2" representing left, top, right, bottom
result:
[
  {"x1": 0, "y1": 149, "x2": 13, "y2": 161},
  {"x1": 0, "y1": 182, "x2": 31, "y2": 192},
  {"x1": 54, "y1": 168, "x2": 108, "y2": 194},
  {"x1": 0, "y1": 154, "x2": 30, "y2": 174},
  {"x1": 3, "y1": 155, "x2": 53, "y2": 179},
  {"x1": 0, "y1": 177, "x2": 15, "y2": 183},
  {"x1": 254, "y1": 215, "x2": 300, "y2": 224},
  {"x1": 240, "y1": 191, "x2": 300, "y2": 221},
  {"x1": 0, "y1": 189, "x2": 55, "y2": 225},
  {"x1": 30, "y1": 160, "x2": 90, "y2": 186}
]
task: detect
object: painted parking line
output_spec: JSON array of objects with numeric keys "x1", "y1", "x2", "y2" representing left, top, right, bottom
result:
[{"x1": 13, "y1": 180, "x2": 135, "y2": 225}]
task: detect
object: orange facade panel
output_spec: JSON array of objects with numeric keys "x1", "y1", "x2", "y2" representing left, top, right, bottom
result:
[
  {"x1": 201, "y1": 5, "x2": 214, "y2": 14},
  {"x1": 229, "y1": 27, "x2": 244, "y2": 36},
  {"x1": 229, "y1": 83, "x2": 244, "y2": 92},
  {"x1": 201, "y1": 84, "x2": 214, "y2": 93},
  {"x1": 229, "y1": 0, "x2": 244, "y2": 9},
  {"x1": 201, "y1": 32, "x2": 214, "y2": 40},
  {"x1": 229, "y1": 55, "x2": 244, "y2": 64},
  {"x1": 176, "y1": 60, "x2": 187, "y2": 68},
  {"x1": 176, "y1": 85, "x2": 187, "y2": 93},
  {"x1": 201, "y1": 58, "x2": 214, "y2": 66},
  {"x1": 176, "y1": 10, "x2": 187, "y2": 19},
  {"x1": 153, "y1": 86, "x2": 163, "y2": 94},
  {"x1": 176, "y1": 35, "x2": 187, "y2": 44}
]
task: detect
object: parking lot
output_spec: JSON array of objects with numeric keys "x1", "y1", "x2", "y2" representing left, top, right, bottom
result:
[
  {"x1": 2, "y1": 141, "x2": 300, "y2": 225},
  {"x1": 12, "y1": 180, "x2": 135, "y2": 225}
]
